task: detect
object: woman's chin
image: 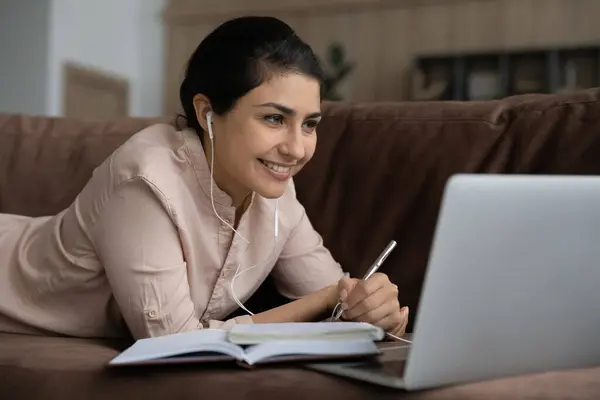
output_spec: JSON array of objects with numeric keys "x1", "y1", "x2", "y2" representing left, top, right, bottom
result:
[
  {"x1": 252, "y1": 180, "x2": 288, "y2": 199},
  {"x1": 248, "y1": 161, "x2": 296, "y2": 199}
]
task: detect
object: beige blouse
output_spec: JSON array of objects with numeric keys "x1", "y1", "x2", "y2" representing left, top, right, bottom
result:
[{"x1": 0, "y1": 123, "x2": 344, "y2": 339}]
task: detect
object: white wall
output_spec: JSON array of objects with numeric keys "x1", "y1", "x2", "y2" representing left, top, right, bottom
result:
[
  {"x1": 0, "y1": 0, "x2": 165, "y2": 116},
  {"x1": 47, "y1": 0, "x2": 166, "y2": 117},
  {"x1": 0, "y1": 0, "x2": 51, "y2": 115},
  {"x1": 136, "y1": 0, "x2": 167, "y2": 117}
]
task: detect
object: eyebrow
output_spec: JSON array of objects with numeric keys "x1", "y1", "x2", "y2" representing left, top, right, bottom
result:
[{"x1": 254, "y1": 102, "x2": 322, "y2": 119}]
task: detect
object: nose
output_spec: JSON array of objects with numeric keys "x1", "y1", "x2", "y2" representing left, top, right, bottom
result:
[{"x1": 280, "y1": 129, "x2": 305, "y2": 160}]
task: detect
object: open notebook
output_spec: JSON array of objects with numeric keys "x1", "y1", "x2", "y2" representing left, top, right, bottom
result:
[{"x1": 108, "y1": 322, "x2": 384, "y2": 367}]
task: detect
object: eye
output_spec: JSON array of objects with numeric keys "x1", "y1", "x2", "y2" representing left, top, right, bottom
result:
[
  {"x1": 264, "y1": 114, "x2": 284, "y2": 125},
  {"x1": 302, "y1": 119, "x2": 319, "y2": 133}
]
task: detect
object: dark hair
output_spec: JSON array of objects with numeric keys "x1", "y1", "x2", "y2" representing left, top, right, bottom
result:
[{"x1": 178, "y1": 16, "x2": 325, "y2": 141}]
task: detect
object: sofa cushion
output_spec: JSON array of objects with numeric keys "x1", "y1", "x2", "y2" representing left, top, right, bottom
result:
[
  {"x1": 292, "y1": 89, "x2": 600, "y2": 330},
  {"x1": 0, "y1": 114, "x2": 165, "y2": 217},
  {"x1": 1, "y1": 332, "x2": 599, "y2": 399}
]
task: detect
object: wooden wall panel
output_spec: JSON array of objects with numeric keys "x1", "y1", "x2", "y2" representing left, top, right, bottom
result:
[
  {"x1": 453, "y1": 0, "x2": 504, "y2": 51},
  {"x1": 163, "y1": 0, "x2": 600, "y2": 114},
  {"x1": 532, "y1": 0, "x2": 567, "y2": 46},
  {"x1": 164, "y1": 23, "x2": 217, "y2": 115},
  {"x1": 502, "y1": 0, "x2": 534, "y2": 48},
  {"x1": 353, "y1": 11, "x2": 384, "y2": 101},
  {"x1": 412, "y1": 4, "x2": 455, "y2": 54},
  {"x1": 571, "y1": 0, "x2": 600, "y2": 46},
  {"x1": 379, "y1": 8, "x2": 412, "y2": 100},
  {"x1": 63, "y1": 63, "x2": 129, "y2": 120}
]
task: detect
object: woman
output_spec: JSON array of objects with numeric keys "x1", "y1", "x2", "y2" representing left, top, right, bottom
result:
[{"x1": 0, "y1": 16, "x2": 409, "y2": 340}]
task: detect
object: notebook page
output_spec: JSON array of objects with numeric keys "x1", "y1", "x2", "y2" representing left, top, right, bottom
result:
[
  {"x1": 109, "y1": 329, "x2": 243, "y2": 365},
  {"x1": 228, "y1": 322, "x2": 384, "y2": 344},
  {"x1": 243, "y1": 339, "x2": 380, "y2": 365}
]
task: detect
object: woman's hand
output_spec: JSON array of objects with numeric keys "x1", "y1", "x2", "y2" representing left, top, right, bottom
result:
[{"x1": 336, "y1": 273, "x2": 409, "y2": 339}]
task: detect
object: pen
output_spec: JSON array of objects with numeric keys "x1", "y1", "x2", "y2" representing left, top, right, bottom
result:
[
  {"x1": 331, "y1": 240, "x2": 398, "y2": 321},
  {"x1": 361, "y1": 240, "x2": 397, "y2": 280}
]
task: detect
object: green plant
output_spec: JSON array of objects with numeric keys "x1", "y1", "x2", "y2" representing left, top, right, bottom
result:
[{"x1": 320, "y1": 42, "x2": 355, "y2": 101}]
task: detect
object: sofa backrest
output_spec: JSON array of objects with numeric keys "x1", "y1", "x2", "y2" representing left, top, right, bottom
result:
[
  {"x1": 2, "y1": 88, "x2": 600, "y2": 330},
  {"x1": 291, "y1": 89, "x2": 600, "y2": 329},
  {"x1": 0, "y1": 115, "x2": 165, "y2": 217}
]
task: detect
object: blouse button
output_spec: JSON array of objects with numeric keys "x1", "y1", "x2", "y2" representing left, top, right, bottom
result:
[{"x1": 146, "y1": 309, "x2": 158, "y2": 319}]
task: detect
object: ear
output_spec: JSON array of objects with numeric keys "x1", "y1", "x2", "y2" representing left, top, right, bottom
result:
[{"x1": 192, "y1": 94, "x2": 213, "y2": 131}]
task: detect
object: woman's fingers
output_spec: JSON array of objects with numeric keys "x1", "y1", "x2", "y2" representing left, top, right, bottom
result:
[
  {"x1": 342, "y1": 287, "x2": 398, "y2": 321},
  {"x1": 376, "y1": 306, "x2": 410, "y2": 337},
  {"x1": 337, "y1": 274, "x2": 358, "y2": 303},
  {"x1": 344, "y1": 273, "x2": 394, "y2": 310}
]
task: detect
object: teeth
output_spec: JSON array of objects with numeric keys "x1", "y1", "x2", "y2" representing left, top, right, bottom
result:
[{"x1": 260, "y1": 160, "x2": 291, "y2": 174}]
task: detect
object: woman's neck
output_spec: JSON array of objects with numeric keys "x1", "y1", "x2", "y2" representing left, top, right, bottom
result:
[
  {"x1": 202, "y1": 135, "x2": 252, "y2": 210},
  {"x1": 234, "y1": 193, "x2": 253, "y2": 228}
]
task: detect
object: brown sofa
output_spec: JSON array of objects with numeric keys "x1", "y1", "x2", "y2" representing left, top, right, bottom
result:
[{"x1": 2, "y1": 89, "x2": 600, "y2": 399}]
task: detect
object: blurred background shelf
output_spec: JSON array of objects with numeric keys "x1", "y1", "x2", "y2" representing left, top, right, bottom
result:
[{"x1": 414, "y1": 45, "x2": 600, "y2": 101}]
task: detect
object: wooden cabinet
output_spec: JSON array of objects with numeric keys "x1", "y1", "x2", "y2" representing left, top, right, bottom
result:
[
  {"x1": 416, "y1": 46, "x2": 600, "y2": 101},
  {"x1": 162, "y1": 0, "x2": 600, "y2": 114}
]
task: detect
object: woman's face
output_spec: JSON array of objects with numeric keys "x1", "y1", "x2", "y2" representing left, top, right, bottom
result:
[{"x1": 195, "y1": 72, "x2": 322, "y2": 207}]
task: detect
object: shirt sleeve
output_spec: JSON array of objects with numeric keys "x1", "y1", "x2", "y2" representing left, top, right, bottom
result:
[
  {"x1": 89, "y1": 177, "x2": 251, "y2": 339},
  {"x1": 271, "y1": 203, "x2": 345, "y2": 300}
]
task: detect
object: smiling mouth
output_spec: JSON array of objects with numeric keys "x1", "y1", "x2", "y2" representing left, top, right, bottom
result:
[{"x1": 258, "y1": 159, "x2": 293, "y2": 174}]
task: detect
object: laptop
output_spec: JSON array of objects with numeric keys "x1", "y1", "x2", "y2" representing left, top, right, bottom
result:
[{"x1": 305, "y1": 174, "x2": 600, "y2": 390}]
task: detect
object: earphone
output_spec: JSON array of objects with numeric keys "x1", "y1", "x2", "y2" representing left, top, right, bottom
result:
[{"x1": 206, "y1": 111, "x2": 279, "y2": 315}]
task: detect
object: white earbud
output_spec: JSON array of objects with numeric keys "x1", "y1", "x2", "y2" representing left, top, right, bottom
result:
[
  {"x1": 274, "y1": 199, "x2": 279, "y2": 239},
  {"x1": 206, "y1": 111, "x2": 214, "y2": 140}
]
